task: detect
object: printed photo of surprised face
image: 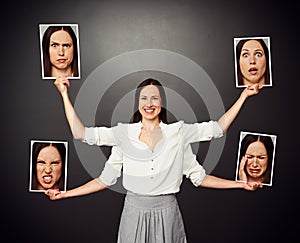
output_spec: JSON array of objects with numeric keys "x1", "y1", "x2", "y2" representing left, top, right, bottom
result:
[
  {"x1": 29, "y1": 140, "x2": 68, "y2": 192},
  {"x1": 234, "y1": 36, "x2": 272, "y2": 88},
  {"x1": 39, "y1": 24, "x2": 80, "y2": 79},
  {"x1": 235, "y1": 132, "x2": 276, "y2": 186}
]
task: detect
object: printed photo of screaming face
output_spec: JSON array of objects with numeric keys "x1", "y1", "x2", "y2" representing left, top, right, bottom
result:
[{"x1": 29, "y1": 140, "x2": 68, "y2": 192}]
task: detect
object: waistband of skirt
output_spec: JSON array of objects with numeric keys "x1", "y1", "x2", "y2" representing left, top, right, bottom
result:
[{"x1": 125, "y1": 192, "x2": 177, "y2": 209}]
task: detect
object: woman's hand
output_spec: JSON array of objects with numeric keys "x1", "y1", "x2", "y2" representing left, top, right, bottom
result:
[
  {"x1": 54, "y1": 76, "x2": 70, "y2": 96},
  {"x1": 241, "y1": 83, "x2": 261, "y2": 99},
  {"x1": 242, "y1": 181, "x2": 263, "y2": 191},
  {"x1": 238, "y1": 156, "x2": 248, "y2": 182},
  {"x1": 45, "y1": 188, "x2": 66, "y2": 200}
]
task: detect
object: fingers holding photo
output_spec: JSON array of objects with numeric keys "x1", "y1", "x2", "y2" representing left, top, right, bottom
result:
[
  {"x1": 54, "y1": 76, "x2": 71, "y2": 94},
  {"x1": 45, "y1": 188, "x2": 64, "y2": 200}
]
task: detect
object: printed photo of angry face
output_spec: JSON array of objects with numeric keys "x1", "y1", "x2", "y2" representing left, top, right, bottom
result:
[
  {"x1": 39, "y1": 24, "x2": 80, "y2": 79},
  {"x1": 30, "y1": 141, "x2": 68, "y2": 192}
]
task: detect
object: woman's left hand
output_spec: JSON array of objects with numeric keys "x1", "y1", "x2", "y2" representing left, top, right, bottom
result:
[
  {"x1": 241, "y1": 83, "x2": 261, "y2": 99},
  {"x1": 243, "y1": 181, "x2": 263, "y2": 191}
]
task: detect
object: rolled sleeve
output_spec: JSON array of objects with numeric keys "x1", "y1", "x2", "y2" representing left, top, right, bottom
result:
[
  {"x1": 182, "y1": 121, "x2": 223, "y2": 144},
  {"x1": 185, "y1": 160, "x2": 207, "y2": 187},
  {"x1": 99, "y1": 146, "x2": 123, "y2": 186},
  {"x1": 183, "y1": 144, "x2": 207, "y2": 187},
  {"x1": 83, "y1": 126, "x2": 117, "y2": 146}
]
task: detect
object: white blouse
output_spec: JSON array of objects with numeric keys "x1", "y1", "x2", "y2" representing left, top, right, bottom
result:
[{"x1": 84, "y1": 121, "x2": 223, "y2": 195}]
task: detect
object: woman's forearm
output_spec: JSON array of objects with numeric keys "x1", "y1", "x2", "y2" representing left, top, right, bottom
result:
[
  {"x1": 64, "y1": 178, "x2": 108, "y2": 198},
  {"x1": 217, "y1": 94, "x2": 246, "y2": 133},
  {"x1": 46, "y1": 178, "x2": 108, "y2": 200},
  {"x1": 200, "y1": 175, "x2": 262, "y2": 191},
  {"x1": 61, "y1": 92, "x2": 85, "y2": 140},
  {"x1": 54, "y1": 77, "x2": 85, "y2": 140},
  {"x1": 217, "y1": 84, "x2": 260, "y2": 132},
  {"x1": 200, "y1": 175, "x2": 244, "y2": 189}
]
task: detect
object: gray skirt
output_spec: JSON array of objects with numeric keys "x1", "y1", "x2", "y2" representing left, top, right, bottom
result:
[{"x1": 117, "y1": 192, "x2": 187, "y2": 243}]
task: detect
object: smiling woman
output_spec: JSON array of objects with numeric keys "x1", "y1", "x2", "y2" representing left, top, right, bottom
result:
[
  {"x1": 45, "y1": 76, "x2": 263, "y2": 242},
  {"x1": 40, "y1": 24, "x2": 80, "y2": 79},
  {"x1": 29, "y1": 141, "x2": 67, "y2": 192}
]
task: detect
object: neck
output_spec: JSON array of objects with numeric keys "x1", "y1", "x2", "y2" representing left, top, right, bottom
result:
[{"x1": 141, "y1": 118, "x2": 160, "y2": 131}]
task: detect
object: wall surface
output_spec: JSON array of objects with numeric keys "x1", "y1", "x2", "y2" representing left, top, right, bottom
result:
[{"x1": 2, "y1": 0, "x2": 298, "y2": 242}]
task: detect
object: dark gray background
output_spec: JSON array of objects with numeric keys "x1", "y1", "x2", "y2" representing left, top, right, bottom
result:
[{"x1": 2, "y1": 0, "x2": 298, "y2": 242}]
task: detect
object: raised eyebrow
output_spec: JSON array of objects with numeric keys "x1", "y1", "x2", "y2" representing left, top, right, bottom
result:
[
  {"x1": 252, "y1": 48, "x2": 264, "y2": 52},
  {"x1": 241, "y1": 48, "x2": 263, "y2": 52}
]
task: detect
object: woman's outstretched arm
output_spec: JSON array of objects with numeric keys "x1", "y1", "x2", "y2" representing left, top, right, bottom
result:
[
  {"x1": 45, "y1": 178, "x2": 108, "y2": 200},
  {"x1": 217, "y1": 84, "x2": 261, "y2": 133},
  {"x1": 54, "y1": 76, "x2": 85, "y2": 140},
  {"x1": 200, "y1": 174, "x2": 262, "y2": 191}
]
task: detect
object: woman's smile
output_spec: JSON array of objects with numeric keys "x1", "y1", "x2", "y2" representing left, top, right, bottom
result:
[{"x1": 144, "y1": 107, "x2": 155, "y2": 113}]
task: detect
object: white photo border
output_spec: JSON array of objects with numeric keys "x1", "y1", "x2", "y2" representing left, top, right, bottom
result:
[
  {"x1": 233, "y1": 36, "x2": 272, "y2": 88},
  {"x1": 29, "y1": 139, "x2": 68, "y2": 192},
  {"x1": 39, "y1": 23, "x2": 81, "y2": 80},
  {"x1": 234, "y1": 131, "x2": 277, "y2": 186}
]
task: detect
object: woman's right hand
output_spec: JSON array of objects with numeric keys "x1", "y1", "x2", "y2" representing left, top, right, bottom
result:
[
  {"x1": 54, "y1": 76, "x2": 70, "y2": 95},
  {"x1": 238, "y1": 156, "x2": 248, "y2": 182}
]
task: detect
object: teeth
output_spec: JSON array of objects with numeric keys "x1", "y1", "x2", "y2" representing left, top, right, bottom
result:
[{"x1": 43, "y1": 176, "x2": 52, "y2": 182}]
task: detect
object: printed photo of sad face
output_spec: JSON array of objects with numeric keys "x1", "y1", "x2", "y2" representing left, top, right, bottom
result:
[
  {"x1": 234, "y1": 37, "x2": 272, "y2": 88},
  {"x1": 235, "y1": 132, "x2": 276, "y2": 186},
  {"x1": 30, "y1": 141, "x2": 67, "y2": 192}
]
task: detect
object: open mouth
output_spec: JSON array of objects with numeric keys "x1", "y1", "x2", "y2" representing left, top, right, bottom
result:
[
  {"x1": 43, "y1": 175, "x2": 53, "y2": 184},
  {"x1": 248, "y1": 67, "x2": 258, "y2": 75},
  {"x1": 249, "y1": 169, "x2": 261, "y2": 176}
]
